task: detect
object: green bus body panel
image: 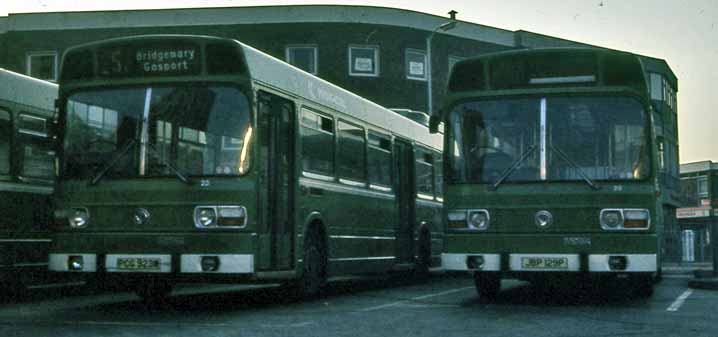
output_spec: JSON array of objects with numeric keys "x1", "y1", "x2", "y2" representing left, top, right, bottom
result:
[
  {"x1": 55, "y1": 178, "x2": 258, "y2": 233},
  {"x1": 445, "y1": 183, "x2": 656, "y2": 234},
  {"x1": 52, "y1": 232, "x2": 257, "y2": 255},
  {"x1": 297, "y1": 180, "x2": 397, "y2": 260}
]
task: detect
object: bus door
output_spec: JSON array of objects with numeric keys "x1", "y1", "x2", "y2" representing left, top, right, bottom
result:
[
  {"x1": 393, "y1": 139, "x2": 416, "y2": 264},
  {"x1": 259, "y1": 91, "x2": 295, "y2": 270}
]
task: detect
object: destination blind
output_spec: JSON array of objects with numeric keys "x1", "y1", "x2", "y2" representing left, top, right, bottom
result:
[{"x1": 97, "y1": 43, "x2": 201, "y2": 78}]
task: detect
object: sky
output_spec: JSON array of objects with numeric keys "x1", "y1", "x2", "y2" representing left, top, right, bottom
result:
[{"x1": 2, "y1": 0, "x2": 716, "y2": 164}]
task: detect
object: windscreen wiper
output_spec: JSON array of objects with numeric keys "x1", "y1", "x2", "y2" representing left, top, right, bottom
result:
[
  {"x1": 89, "y1": 139, "x2": 137, "y2": 186},
  {"x1": 490, "y1": 145, "x2": 536, "y2": 191},
  {"x1": 549, "y1": 144, "x2": 600, "y2": 190},
  {"x1": 145, "y1": 143, "x2": 193, "y2": 185}
]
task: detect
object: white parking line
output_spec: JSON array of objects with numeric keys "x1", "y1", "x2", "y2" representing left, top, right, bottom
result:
[
  {"x1": 64, "y1": 320, "x2": 229, "y2": 327},
  {"x1": 666, "y1": 289, "x2": 693, "y2": 312},
  {"x1": 359, "y1": 286, "x2": 474, "y2": 312}
]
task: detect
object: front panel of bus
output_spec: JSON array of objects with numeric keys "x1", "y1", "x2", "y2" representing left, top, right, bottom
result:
[
  {"x1": 441, "y1": 51, "x2": 660, "y2": 277},
  {"x1": 49, "y1": 37, "x2": 265, "y2": 279}
]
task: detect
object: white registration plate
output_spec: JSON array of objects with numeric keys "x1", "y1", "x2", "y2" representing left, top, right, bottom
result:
[
  {"x1": 521, "y1": 257, "x2": 568, "y2": 270},
  {"x1": 117, "y1": 258, "x2": 161, "y2": 271}
]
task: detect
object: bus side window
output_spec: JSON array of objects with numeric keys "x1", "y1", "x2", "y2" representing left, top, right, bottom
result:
[
  {"x1": 0, "y1": 108, "x2": 11, "y2": 175},
  {"x1": 337, "y1": 120, "x2": 366, "y2": 183},
  {"x1": 16, "y1": 113, "x2": 55, "y2": 180},
  {"x1": 415, "y1": 147, "x2": 434, "y2": 199},
  {"x1": 300, "y1": 108, "x2": 334, "y2": 176},
  {"x1": 367, "y1": 131, "x2": 392, "y2": 189}
]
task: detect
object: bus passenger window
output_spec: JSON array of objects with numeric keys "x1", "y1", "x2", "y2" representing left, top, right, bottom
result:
[
  {"x1": 415, "y1": 148, "x2": 434, "y2": 198},
  {"x1": 367, "y1": 131, "x2": 391, "y2": 188},
  {"x1": 0, "y1": 109, "x2": 10, "y2": 175},
  {"x1": 300, "y1": 108, "x2": 334, "y2": 175},
  {"x1": 17, "y1": 113, "x2": 55, "y2": 179},
  {"x1": 337, "y1": 121, "x2": 366, "y2": 182}
]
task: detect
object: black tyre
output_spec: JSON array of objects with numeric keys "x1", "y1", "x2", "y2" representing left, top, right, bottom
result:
[
  {"x1": 414, "y1": 230, "x2": 431, "y2": 278},
  {"x1": 474, "y1": 272, "x2": 500, "y2": 299},
  {"x1": 298, "y1": 229, "x2": 327, "y2": 299},
  {"x1": 135, "y1": 278, "x2": 173, "y2": 303},
  {"x1": 632, "y1": 274, "x2": 654, "y2": 298}
]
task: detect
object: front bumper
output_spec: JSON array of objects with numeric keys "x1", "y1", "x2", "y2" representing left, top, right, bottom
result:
[
  {"x1": 48, "y1": 232, "x2": 258, "y2": 274},
  {"x1": 442, "y1": 253, "x2": 656, "y2": 273},
  {"x1": 49, "y1": 253, "x2": 255, "y2": 274}
]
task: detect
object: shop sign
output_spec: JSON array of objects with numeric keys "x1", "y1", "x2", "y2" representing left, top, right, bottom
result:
[{"x1": 677, "y1": 207, "x2": 711, "y2": 219}]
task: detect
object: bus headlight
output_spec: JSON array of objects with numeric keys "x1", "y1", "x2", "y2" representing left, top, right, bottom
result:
[
  {"x1": 600, "y1": 210, "x2": 622, "y2": 229},
  {"x1": 448, "y1": 209, "x2": 489, "y2": 231},
  {"x1": 194, "y1": 206, "x2": 247, "y2": 228},
  {"x1": 600, "y1": 209, "x2": 650, "y2": 230},
  {"x1": 468, "y1": 210, "x2": 490, "y2": 230},
  {"x1": 68, "y1": 208, "x2": 90, "y2": 228},
  {"x1": 195, "y1": 207, "x2": 217, "y2": 227}
]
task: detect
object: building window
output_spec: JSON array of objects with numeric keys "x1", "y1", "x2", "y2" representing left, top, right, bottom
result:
[
  {"x1": 405, "y1": 49, "x2": 427, "y2": 81},
  {"x1": 27, "y1": 52, "x2": 58, "y2": 81},
  {"x1": 349, "y1": 45, "x2": 379, "y2": 77},
  {"x1": 286, "y1": 45, "x2": 318, "y2": 75},
  {"x1": 698, "y1": 176, "x2": 709, "y2": 197},
  {"x1": 649, "y1": 73, "x2": 663, "y2": 101}
]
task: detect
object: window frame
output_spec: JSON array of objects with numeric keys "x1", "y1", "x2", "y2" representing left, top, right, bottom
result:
[
  {"x1": 698, "y1": 176, "x2": 709, "y2": 198},
  {"x1": 433, "y1": 149, "x2": 443, "y2": 201},
  {"x1": 367, "y1": 130, "x2": 393, "y2": 191},
  {"x1": 285, "y1": 44, "x2": 318, "y2": 75},
  {"x1": 336, "y1": 119, "x2": 367, "y2": 184},
  {"x1": 299, "y1": 107, "x2": 335, "y2": 178},
  {"x1": 348, "y1": 45, "x2": 380, "y2": 77},
  {"x1": 26, "y1": 51, "x2": 59, "y2": 82},
  {"x1": 0, "y1": 108, "x2": 12, "y2": 176},
  {"x1": 414, "y1": 146, "x2": 435, "y2": 200},
  {"x1": 405, "y1": 48, "x2": 428, "y2": 81},
  {"x1": 649, "y1": 73, "x2": 664, "y2": 101},
  {"x1": 15, "y1": 112, "x2": 55, "y2": 181}
]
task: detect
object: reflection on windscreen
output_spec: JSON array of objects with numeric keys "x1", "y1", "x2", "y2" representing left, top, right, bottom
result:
[
  {"x1": 64, "y1": 85, "x2": 251, "y2": 179},
  {"x1": 449, "y1": 96, "x2": 649, "y2": 183}
]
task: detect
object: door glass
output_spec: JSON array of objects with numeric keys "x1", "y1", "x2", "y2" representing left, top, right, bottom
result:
[{"x1": 0, "y1": 109, "x2": 10, "y2": 174}]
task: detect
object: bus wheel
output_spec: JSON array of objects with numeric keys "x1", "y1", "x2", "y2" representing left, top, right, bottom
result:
[
  {"x1": 474, "y1": 272, "x2": 500, "y2": 299},
  {"x1": 135, "y1": 278, "x2": 173, "y2": 303},
  {"x1": 632, "y1": 274, "x2": 654, "y2": 298},
  {"x1": 299, "y1": 229, "x2": 327, "y2": 299},
  {"x1": 414, "y1": 230, "x2": 431, "y2": 278}
]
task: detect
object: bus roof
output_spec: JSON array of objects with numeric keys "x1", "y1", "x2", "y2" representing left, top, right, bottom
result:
[
  {"x1": 0, "y1": 68, "x2": 57, "y2": 113},
  {"x1": 59, "y1": 34, "x2": 441, "y2": 151},
  {"x1": 237, "y1": 39, "x2": 441, "y2": 149},
  {"x1": 445, "y1": 47, "x2": 647, "y2": 99}
]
